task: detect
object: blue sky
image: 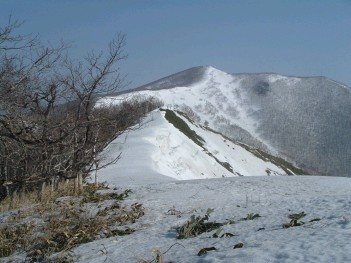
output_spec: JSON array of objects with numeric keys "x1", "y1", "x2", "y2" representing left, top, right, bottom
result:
[{"x1": 1, "y1": 0, "x2": 351, "y2": 89}]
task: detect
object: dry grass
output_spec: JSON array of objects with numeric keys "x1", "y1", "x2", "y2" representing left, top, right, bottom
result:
[
  {"x1": 0, "y1": 223, "x2": 35, "y2": 257},
  {"x1": 0, "y1": 182, "x2": 144, "y2": 261},
  {"x1": 176, "y1": 209, "x2": 227, "y2": 239},
  {"x1": 0, "y1": 181, "x2": 77, "y2": 213}
]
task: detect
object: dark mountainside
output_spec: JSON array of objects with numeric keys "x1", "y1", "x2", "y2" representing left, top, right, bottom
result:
[
  {"x1": 234, "y1": 74, "x2": 351, "y2": 176},
  {"x1": 134, "y1": 66, "x2": 207, "y2": 91},
  {"x1": 129, "y1": 66, "x2": 351, "y2": 177}
]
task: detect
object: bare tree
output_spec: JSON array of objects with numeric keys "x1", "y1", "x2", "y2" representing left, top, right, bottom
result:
[{"x1": 0, "y1": 19, "x2": 162, "y2": 203}]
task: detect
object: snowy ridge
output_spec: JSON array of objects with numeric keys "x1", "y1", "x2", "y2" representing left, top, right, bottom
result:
[{"x1": 96, "y1": 109, "x2": 291, "y2": 187}]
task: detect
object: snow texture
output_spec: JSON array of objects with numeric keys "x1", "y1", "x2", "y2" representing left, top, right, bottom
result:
[{"x1": 73, "y1": 175, "x2": 351, "y2": 263}]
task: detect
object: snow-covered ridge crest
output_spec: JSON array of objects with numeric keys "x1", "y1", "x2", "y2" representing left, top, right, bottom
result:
[
  {"x1": 97, "y1": 108, "x2": 304, "y2": 187},
  {"x1": 99, "y1": 66, "x2": 351, "y2": 177}
]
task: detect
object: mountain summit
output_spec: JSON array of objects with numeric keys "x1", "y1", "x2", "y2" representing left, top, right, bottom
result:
[{"x1": 100, "y1": 66, "x2": 351, "y2": 177}]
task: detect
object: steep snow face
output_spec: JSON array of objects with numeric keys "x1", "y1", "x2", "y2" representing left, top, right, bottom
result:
[
  {"x1": 95, "y1": 110, "x2": 287, "y2": 186},
  {"x1": 99, "y1": 66, "x2": 351, "y2": 177}
]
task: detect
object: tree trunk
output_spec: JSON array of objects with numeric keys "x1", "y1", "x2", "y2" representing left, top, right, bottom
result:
[
  {"x1": 51, "y1": 177, "x2": 55, "y2": 192},
  {"x1": 94, "y1": 162, "x2": 99, "y2": 187},
  {"x1": 78, "y1": 173, "x2": 83, "y2": 192},
  {"x1": 74, "y1": 175, "x2": 79, "y2": 194},
  {"x1": 37, "y1": 181, "x2": 46, "y2": 201},
  {"x1": 19, "y1": 183, "x2": 26, "y2": 200},
  {"x1": 94, "y1": 169, "x2": 98, "y2": 188}
]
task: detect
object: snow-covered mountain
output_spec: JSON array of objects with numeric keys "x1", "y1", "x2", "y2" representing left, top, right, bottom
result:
[{"x1": 101, "y1": 66, "x2": 351, "y2": 177}]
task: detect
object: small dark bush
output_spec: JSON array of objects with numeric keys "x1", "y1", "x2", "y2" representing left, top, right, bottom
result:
[{"x1": 162, "y1": 109, "x2": 205, "y2": 147}]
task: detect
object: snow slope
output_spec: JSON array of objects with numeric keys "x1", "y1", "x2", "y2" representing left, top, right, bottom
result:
[
  {"x1": 72, "y1": 176, "x2": 351, "y2": 263},
  {"x1": 99, "y1": 66, "x2": 351, "y2": 177},
  {"x1": 95, "y1": 109, "x2": 289, "y2": 188}
]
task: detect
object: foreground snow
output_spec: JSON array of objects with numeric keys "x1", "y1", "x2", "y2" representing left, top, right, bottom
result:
[{"x1": 73, "y1": 176, "x2": 351, "y2": 263}]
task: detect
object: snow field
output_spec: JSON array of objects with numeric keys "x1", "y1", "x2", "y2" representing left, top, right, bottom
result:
[{"x1": 73, "y1": 176, "x2": 351, "y2": 263}]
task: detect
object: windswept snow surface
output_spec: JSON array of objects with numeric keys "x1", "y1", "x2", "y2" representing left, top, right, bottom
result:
[
  {"x1": 95, "y1": 109, "x2": 286, "y2": 187},
  {"x1": 73, "y1": 176, "x2": 351, "y2": 263}
]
